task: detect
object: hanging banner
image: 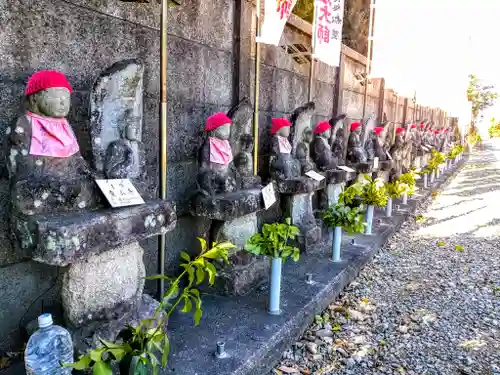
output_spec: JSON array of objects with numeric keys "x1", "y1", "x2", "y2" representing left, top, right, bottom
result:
[
  {"x1": 257, "y1": 0, "x2": 298, "y2": 45},
  {"x1": 312, "y1": 0, "x2": 344, "y2": 67}
]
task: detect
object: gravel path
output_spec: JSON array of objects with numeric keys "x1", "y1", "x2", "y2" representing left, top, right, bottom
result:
[{"x1": 273, "y1": 142, "x2": 500, "y2": 375}]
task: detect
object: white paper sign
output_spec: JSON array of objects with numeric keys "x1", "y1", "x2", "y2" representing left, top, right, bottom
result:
[
  {"x1": 257, "y1": 0, "x2": 298, "y2": 46},
  {"x1": 338, "y1": 165, "x2": 356, "y2": 172},
  {"x1": 421, "y1": 145, "x2": 430, "y2": 152},
  {"x1": 96, "y1": 179, "x2": 145, "y2": 208},
  {"x1": 312, "y1": 0, "x2": 345, "y2": 66},
  {"x1": 262, "y1": 183, "x2": 277, "y2": 210},
  {"x1": 386, "y1": 151, "x2": 393, "y2": 160},
  {"x1": 373, "y1": 157, "x2": 379, "y2": 169},
  {"x1": 305, "y1": 170, "x2": 325, "y2": 181}
]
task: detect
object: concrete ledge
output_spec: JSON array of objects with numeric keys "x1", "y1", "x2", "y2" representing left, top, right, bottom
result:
[{"x1": 162, "y1": 159, "x2": 467, "y2": 375}]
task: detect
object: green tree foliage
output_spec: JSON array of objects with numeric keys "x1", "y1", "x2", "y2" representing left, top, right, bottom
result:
[
  {"x1": 467, "y1": 74, "x2": 498, "y2": 119},
  {"x1": 488, "y1": 117, "x2": 500, "y2": 138}
]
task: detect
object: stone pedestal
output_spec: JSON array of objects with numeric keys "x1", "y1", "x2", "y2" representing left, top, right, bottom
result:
[
  {"x1": 191, "y1": 189, "x2": 269, "y2": 296},
  {"x1": 62, "y1": 242, "x2": 145, "y2": 327}
]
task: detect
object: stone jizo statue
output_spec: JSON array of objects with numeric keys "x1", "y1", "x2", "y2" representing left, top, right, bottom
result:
[
  {"x1": 269, "y1": 118, "x2": 300, "y2": 181},
  {"x1": 197, "y1": 112, "x2": 238, "y2": 196},
  {"x1": 7, "y1": 70, "x2": 99, "y2": 216},
  {"x1": 311, "y1": 120, "x2": 339, "y2": 171},
  {"x1": 347, "y1": 121, "x2": 368, "y2": 163}
]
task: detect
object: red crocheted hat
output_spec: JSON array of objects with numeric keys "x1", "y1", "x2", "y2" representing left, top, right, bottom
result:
[
  {"x1": 270, "y1": 118, "x2": 291, "y2": 135},
  {"x1": 420, "y1": 123, "x2": 425, "y2": 129},
  {"x1": 205, "y1": 112, "x2": 232, "y2": 132},
  {"x1": 313, "y1": 121, "x2": 331, "y2": 135},
  {"x1": 25, "y1": 70, "x2": 73, "y2": 96},
  {"x1": 434, "y1": 130, "x2": 439, "y2": 134},
  {"x1": 396, "y1": 127, "x2": 404, "y2": 134},
  {"x1": 410, "y1": 124, "x2": 417, "y2": 129},
  {"x1": 374, "y1": 127, "x2": 384, "y2": 135},
  {"x1": 350, "y1": 122, "x2": 361, "y2": 132}
]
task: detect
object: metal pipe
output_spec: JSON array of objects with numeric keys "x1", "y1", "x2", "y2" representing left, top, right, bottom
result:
[
  {"x1": 158, "y1": 0, "x2": 169, "y2": 299},
  {"x1": 365, "y1": 204, "x2": 374, "y2": 235},
  {"x1": 269, "y1": 257, "x2": 282, "y2": 315},
  {"x1": 332, "y1": 226, "x2": 342, "y2": 262},
  {"x1": 362, "y1": 0, "x2": 375, "y2": 117},
  {"x1": 308, "y1": 58, "x2": 315, "y2": 102},
  {"x1": 252, "y1": 0, "x2": 261, "y2": 176}
]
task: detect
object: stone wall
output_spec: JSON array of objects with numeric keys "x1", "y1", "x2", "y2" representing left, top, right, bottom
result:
[{"x1": 0, "y1": 0, "x2": 451, "y2": 352}]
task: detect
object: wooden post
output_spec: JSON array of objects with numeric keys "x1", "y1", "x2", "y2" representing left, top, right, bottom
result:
[
  {"x1": 377, "y1": 78, "x2": 385, "y2": 123},
  {"x1": 402, "y1": 97, "x2": 409, "y2": 125},
  {"x1": 332, "y1": 53, "x2": 345, "y2": 118}
]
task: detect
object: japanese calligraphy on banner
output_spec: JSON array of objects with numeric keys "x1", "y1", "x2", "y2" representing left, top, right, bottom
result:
[
  {"x1": 257, "y1": 0, "x2": 298, "y2": 45},
  {"x1": 312, "y1": 0, "x2": 344, "y2": 67}
]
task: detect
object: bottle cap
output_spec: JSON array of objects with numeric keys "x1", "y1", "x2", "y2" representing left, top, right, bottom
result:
[{"x1": 38, "y1": 313, "x2": 53, "y2": 328}]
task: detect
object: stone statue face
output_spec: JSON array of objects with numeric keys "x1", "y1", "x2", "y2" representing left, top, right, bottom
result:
[
  {"x1": 303, "y1": 128, "x2": 313, "y2": 143},
  {"x1": 277, "y1": 126, "x2": 290, "y2": 137},
  {"x1": 320, "y1": 129, "x2": 332, "y2": 140},
  {"x1": 29, "y1": 87, "x2": 71, "y2": 118},
  {"x1": 125, "y1": 124, "x2": 138, "y2": 141},
  {"x1": 212, "y1": 123, "x2": 231, "y2": 140}
]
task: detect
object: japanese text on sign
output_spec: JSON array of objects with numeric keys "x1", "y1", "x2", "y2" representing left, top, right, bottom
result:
[
  {"x1": 96, "y1": 179, "x2": 145, "y2": 208},
  {"x1": 312, "y1": 0, "x2": 344, "y2": 66},
  {"x1": 258, "y1": 0, "x2": 298, "y2": 46}
]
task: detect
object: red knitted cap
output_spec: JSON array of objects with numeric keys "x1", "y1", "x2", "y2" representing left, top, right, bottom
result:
[
  {"x1": 205, "y1": 112, "x2": 232, "y2": 132},
  {"x1": 350, "y1": 122, "x2": 361, "y2": 132},
  {"x1": 25, "y1": 70, "x2": 73, "y2": 96},
  {"x1": 270, "y1": 118, "x2": 291, "y2": 135},
  {"x1": 434, "y1": 130, "x2": 439, "y2": 134},
  {"x1": 374, "y1": 127, "x2": 384, "y2": 135},
  {"x1": 410, "y1": 124, "x2": 417, "y2": 129},
  {"x1": 420, "y1": 124, "x2": 425, "y2": 129},
  {"x1": 396, "y1": 127, "x2": 404, "y2": 134},
  {"x1": 313, "y1": 121, "x2": 331, "y2": 135}
]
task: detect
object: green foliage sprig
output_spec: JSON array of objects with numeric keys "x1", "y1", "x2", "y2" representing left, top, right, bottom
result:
[
  {"x1": 359, "y1": 174, "x2": 388, "y2": 207},
  {"x1": 321, "y1": 202, "x2": 365, "y2": 234},
  {"x1": 337, "y1": 182, "x2": 363, "y2": 206},
  {"x1": 385, "y1": 180, "x2": 405, "y2": 200},
  {"x1": 64, "y1": 238, "x2": 234, "y2": 375},
  {"x1": 398, "y1": 171, "x2": 416, "y2": 196},
  {"x1": 245, "y1": 218, "x2": 300, "y2": 262}
]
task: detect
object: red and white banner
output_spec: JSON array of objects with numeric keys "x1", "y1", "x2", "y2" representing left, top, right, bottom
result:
[
  {"x1": 312, "y1": 0, "x2": 344, "y2": 67},
  {"x1": 257, "y1": 0, "x2": 298, "y2": 45}
]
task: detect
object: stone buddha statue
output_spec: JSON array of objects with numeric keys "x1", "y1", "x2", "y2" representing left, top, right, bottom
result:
[
  {"x1": 197, "y1": 112, "x2": 238, "y2": 196},
  {"x1": 269, "y1": 118, "x2": 300, "y2": 181},
  {"x1": 233, "y1": 133, "x2": 262, "y2": 189},
  {"x1": 311, "y1": 121, "x2": 338, "y2": 171},
  {"x1": 373, "y1": 127, "x2": 388, "y2": 161},
  {"x1": 347, "y1": 121, "x2": 368, "y2": 163},
  {"x1": 332, "y1": 127, "x2": 346, "y2": 165},
  {"x1": 295, "y1": 127, "x2": 315, "y2": 174},
  {"x1": 7, "y1": 70, "x2": 99, "y2": 216},
  {"x1": 104, "y1": 120, "x2": 143, "y2": 179}
]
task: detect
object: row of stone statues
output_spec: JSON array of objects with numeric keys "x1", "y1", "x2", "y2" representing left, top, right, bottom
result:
[{"x1": 195, "y1": 102, "x2": 456, "y2": 197}]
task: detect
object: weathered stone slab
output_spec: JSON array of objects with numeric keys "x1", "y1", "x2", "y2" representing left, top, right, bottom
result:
[
  {"x1": 190, "y1": 188, "x2": 264, "y2": 221},
  {"x1": 62, "y1": 242, "x2": 145, "y2": 327},
  {"x1": 16, "y1": 199, "x2": 176, "y2": 266},
  {"x1": 276, "y1": 177, "x2": 326, "y2": 195}
]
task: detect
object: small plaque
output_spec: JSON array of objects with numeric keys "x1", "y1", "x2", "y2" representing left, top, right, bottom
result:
[
  {"x1": 262, "y1": 183, "x2": 277, "y2": 210},
  {"x1": 386, "y1": 151, "x2": 393, "y2": 160},
  {"x1": 338, "y1": 165, "x2": 356, "y2": 172},
  {"x1": 421, "y1": 145, "x2": 430, "y2": 152},
  {"x1": 96, "y1": 179, "x2": 145, "y2": 208},
  {"x1": 373, "y1": 157, "x2": 379, "y2": 169},
  {"x1": 414, "y1": 174, "x2": 421, "y2": 180},
  {"x1": 305, "y1": 170, "x2": 325, "y2": 181}
]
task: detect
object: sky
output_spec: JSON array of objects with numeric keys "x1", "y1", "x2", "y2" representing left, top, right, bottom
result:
[{"x1": 370, "y1": 0, "x2": 500, "y2": 122}]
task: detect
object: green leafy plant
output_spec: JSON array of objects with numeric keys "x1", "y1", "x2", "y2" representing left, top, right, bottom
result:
[
  {"x1": 337, "y1": 182, "x2": 363, "y2": 206},
  {"x1": 64, "y1": 238, "x2": 233, "y2": 375},
  {"x1": 447, "y1": 144, "x2": 464, "y2": 160},
  {"x1": 321, "y1": 200, "x2": 365, "y2": 234},
  {"x1": 398, "y1": 172, "x2": 416, "y2": 196},
  {"x1": 385, "y1": 180, "x2": 405, "y2": 200},
  {"x1": 359, "y1": 174, "x2": 388, "y2": 207},
  {"x1": 245, "y1": 218, "x2": 300, "y2": 261}
]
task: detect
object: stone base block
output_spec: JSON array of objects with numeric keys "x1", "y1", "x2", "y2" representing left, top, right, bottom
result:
[
  {"x1": 72, "y1": 294, "x2": 162, "y2": 355},
  {"x1": 190, "y1": 188, "x2": 264, "y2": 221},
  {"x1": 211, "y1": 213, "x2": 267, "y2": 295},
  {"x1": 276, "y1": 177, "x2": 325, "y2": 195},
  {"x1": 62, "y1": 242, "x2": 145, "y2": 328}
]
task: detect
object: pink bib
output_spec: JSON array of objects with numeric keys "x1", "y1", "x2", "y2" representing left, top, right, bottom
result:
[
  {"x1": 28, "y1": 112, "x2": 80, "y2": 158},
  {"x1": 277, "y1": 135, "x2": 292, "y2": 154},
  {"x1": 209, "y1": 137, "x2": 233, "y2": 165}
]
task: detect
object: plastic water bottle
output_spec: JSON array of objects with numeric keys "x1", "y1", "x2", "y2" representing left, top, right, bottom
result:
[{"x1": 25, "y1": 313, "x2": 73, "y2": 374}]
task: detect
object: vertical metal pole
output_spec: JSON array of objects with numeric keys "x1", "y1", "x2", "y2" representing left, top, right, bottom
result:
[
  {"x1": 158, "y1": 0, "x2": 168, "y2": 299},
  {"x1": 362, "y1": 0, "x2": 375, "y2": 117},
  {"x1": 252, "y1": 0, "x2": 261, "y2": 176},
  {"x1": 308, "y1": 59, "x2": 315, "y2": 102}
]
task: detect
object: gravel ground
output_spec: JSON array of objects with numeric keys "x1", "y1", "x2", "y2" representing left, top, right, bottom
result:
[{"x1": 272, "y1": 142, "x2": 500, "y2": 375}]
